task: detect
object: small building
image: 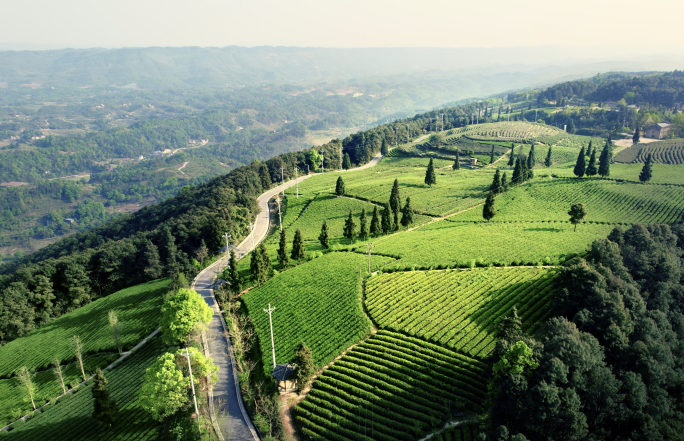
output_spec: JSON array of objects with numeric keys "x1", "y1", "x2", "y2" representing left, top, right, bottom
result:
[
  {"x1": 272, "y1": 363, "x2": 297, "y2": 394},
  {"x1": 64, "y1": 218, "x2": 75, "y2": 224},
  {"x1": 469, "y1": 157, "x2": 478, "y2": 165},
  {"x1": 644, "y1": 123, "x2": 672, "y2": 139}
]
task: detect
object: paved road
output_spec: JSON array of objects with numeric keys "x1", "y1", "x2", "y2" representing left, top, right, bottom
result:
[{"x1": 192, "y1": 149, "x2": 386, "y2": 440}]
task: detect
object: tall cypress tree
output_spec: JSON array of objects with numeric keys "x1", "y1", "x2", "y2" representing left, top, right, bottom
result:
[
  {"x1": 381, "y1": 139, "x2": 389, "y2": 155},
  {"x1": 359, "y1": 208, "x2": 368, "y2": 240},
  {"x1": 389, "y1": 179, "x2": 400, "y2": 224},
  {"x1": 335, "y1": 176, "x2": 345, "y2": 196},
  {"x1": 424, "y1": 158, "x2": 437, "y2": 187},
  {"x1": 512, "y1": 158, "x2": 523, "y2": 184},
  {"x1": 259, "y1": 244, "x2": 272, "y2": 279},
  {"x1": 381, "y1": 204, "x2": 392, "y2": 235},
  {"x1": 483, "y1": 193, "x2": 497, "y2": 222},
  {"x1": 291, "y1": 229, "x2": 306, "y2": 261},
  {"x1": 277, "y1": 229, "x2": 289, "y2": 268},
  {"x1": 228, "y1": 249, "x2": 240, "y2": 294},
  {"x1": 490, "y1": 146, "x2": 496, "y2": 164},
  {"x1": 586, "y1": 149, "x2": 598, "y2": 177},
  {"x1": 318, "y1": 220, "x2": 330, "y2": 249},
  {"x1": 490, "y1": 168, "x2": 502, "y2": 194},
  {"x1": 521, "y1": 156, "x2": 532, "y2": 180},
  {"x1": 544, "y1": 146, "x2": 552, "y2": 167},
  {"x1": 92, "y1": 368, "x2": 117, "y2": 427},
  {"x1": 342, "y1": 153, "x2": 352, "y2": 170},
  {"x1": 639, "y1": 154, "x2": 653, "y2": 183},
  {"x1": 370, "y1": 206, "x2": 381, "y2": 237},
  {"x1": 586, "y1": 140, "x2": 593, "y2": 159},
  {"x1": 343, "y1": 209, "x2": 357, "y2": 244},
  {"x1": 633, "y1": 126, "x2": 641, "y2": 145},
  {"x1": 573, "y1": 147, "x2": 586, "y2": 178},
  {"x1": 453, "y1": 151, "x2": 461, "y2": 170},
  {"x1": 527, "y1": 145, "x2": 536, "y2": 168},
  {"x1": 143, "y1": 240, "x2": 163, "y2": 281},
  {"x1": 400, "y1": 197, "x2": 414, "y2": 228},
  {"x1": 162, "y1": 228, "x2": 180, "y2": 280},
  {"x1": 501, "y1": 172, "x2": 508, "y2": 190},
  {"x1": 250, "y1": 246, "x2": 263, "y2": 286},
  {"x1": 598, "y1": 142, "x2": 612, "y2": 178},
  {"x1": 508, "y1": 145, "x2": 516, "y2": 166}
]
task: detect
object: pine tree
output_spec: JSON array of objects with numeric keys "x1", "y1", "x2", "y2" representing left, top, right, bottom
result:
[
  {"x1": 258, "y1": 163, "x2": 272, "y2": 190},
  {"x1": 381, "y1": 204, "x2": 392, "y2": 235},
  {"x1": 544, "y1": 146, "x2": 552, "y2": 167},
  {"x1": 490, "y1": 168, "x2": 502, "y2": 194},
  {"x1": 277, "y1": 229, "x2": 289, "y2": 268},
  {"x1": 521, "y1": 156, "x2": 532, "y2": 180},
  {"x1": 359, "y1": 208, "x2": 368, "y2": 240},
  {"x1": 424, "y1": 158, "x2": 437, "y2": 187},
  {"x1": 586, "y1": 148, "x2": 598, "y2": 177},
  {"x1": 400, "y1": 197, "x2": 414, "y2": 228},
  {"x1": 291, "y1": 229, "x2": 306, "y2": 261},
  {"x1": 483, "y1": 193, "x2": 496, "y2": 222},
  {"x1": 633, "y1": 126, "x2": 640, "y2": 145},
  {"x1": 162, "y1": 228, "x2": 180, "y2": 281},
  {"x1": 501, "y1": 172, "x2": 508, "y2": 190},
  {"x1": 573, "y1": 146, "x2": 586, "y2": 178},
  {"x1": 318, "y1": 220, "x2": 330, "y2": 249},
  {"x1": 342, "y1": 153, "x2": 352, "y2": 170},
  {"x1": 381, "y1": 138, "x2": 389, "y2": 155},
  {"x1": 92, "y1": 368, "x2": 118, "y2": 427},
  {"x1": 143, "y1": 240, "x2": 163, "y2": 280},
  {"x1": 389, "y1": 179, "x2": 400, "y2": 230},
  {"x1": 587, "y1": 140, "x2": 593, "y2": 158},
  {"x1": 250, "y1": 247, "x2": 262, "y2": 286},
  {"x1": 512, "y1": 158, "x2": 523, "y2": 184},
  {"x1": 527, "y1": 145, "x2": 536, "y2": 168},
  {"x1": 453, "y1": 151, "x2": 461, "y2": 170},
  {"x1": 343, "y1": 209, "x2": 357, "y2": 244},
  {"x1": 335, "y1": 176, "x2": 345, "y2": 196},
  {"x1": 228, "y1": 249, "x2": 240, "y2": 294},
  {"x1": 292, "y1": 343, "x2": 315, "y2": 390},
  {"x1": 507, "y1": 145, "x2": 516, "y2": 166},
  {"x1": 260, "y1": 245, "x2": 272, "y2": 281},
  {"x1": 490, "y1": 146, "x2": 495, "y2": 164},
  {"x1": 369, "y1": 206, "x2": 381, "y2": 237},
  {"x1": 639, "y1": 153, "x2": 653, "y2": 183},
  {"x1": 598, "y1": 142, "x2": 612, "y2": 178}
]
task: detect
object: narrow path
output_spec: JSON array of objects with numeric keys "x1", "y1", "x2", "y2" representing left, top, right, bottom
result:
[{"x1": 178, "y1": 161, "x2": 189, "y2": 174}]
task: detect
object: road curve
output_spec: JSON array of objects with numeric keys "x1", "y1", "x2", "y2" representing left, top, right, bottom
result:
[{"x1": 192, "y1": 149, "x2": 387, "y2": 440}]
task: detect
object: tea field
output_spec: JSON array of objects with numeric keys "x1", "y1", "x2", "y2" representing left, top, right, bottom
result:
[{"x1": 614, "y1": 139, "x2": 684, "y2": 164}]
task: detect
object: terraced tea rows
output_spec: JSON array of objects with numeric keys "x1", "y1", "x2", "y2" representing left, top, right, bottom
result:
[
  {"x1": 294, "y1": 330, "x2": 487, "y2": 441},
  {"x1": 1, "y1": 336, "x2": 168, "y2": 441},
  {"x1": 242, "y1": 252, "x2": 394, "y2": 375},
  {"x1": 614, "y1": 139, "x2": 684, "y2": 164},
  {"x1": 454, "y1": 122, "x2": 561, "y2": 142},
  {"x1": 366, "y1": 268, "x2": 555, "y2": 357}
]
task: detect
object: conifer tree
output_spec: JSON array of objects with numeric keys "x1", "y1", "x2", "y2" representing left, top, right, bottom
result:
[
  {"x1": 544, "y1": 146, "x2": 552, "y2": 167},
  {"x1": 639, "y1": 153, "x2": 653, "y2": 183},
  {"x1": 425, "y1": 158, "x2": 437, "y2": 187},
  {"x1": 490, "y1": 146, "x2": 495, "y2": 164},
  {"x1": 228, "y1": 249, "x2": 240, "y2": 294},
  {"x1": 490, "y1": 168, "x2": 502, "y2": 194},
  {"x1": 292, "y1": 343, "x2": 315, "y2": 391},
  {"x1": 512, "y1": 158, "x2": 523, "y2": 184},
  {"x1": 162, "y1": 228, "x2": 180, "y2": 281},
  {"x1": 400, "y1": 197, "x2": 414, "y2": 228},
  {"x1": 343, "y1": 209, "x2": 357, "y2": 244},
  {"x1": 92, "y1": 368, "x2": 118, "y2": 427},
  {"x1": 359, "y1": 208, "x2": 368, "y2": 240},
  {"x1": 573, "y1": 147, "x2": 586, "y2": 178},
  {"x1": 633, "y1": 126, "x2": 640, "y2": 144},
  {"x1": 335, "y1": 176, "x2": 345, "y2": 196},
  {"x1": 598, "y1": 142, "x2": 612, "y2": 177},
  {"x1": 370, "y1": 206, "x2": 381, "y2": 237},
  {"x1": 389, "y1": 179, "x2": 401, "y2": 230},
  {"x1": 318, "y1": 220, "x2": 330, "y2": 249},
  {"x1": 521, "y1": 156, "x2": 532, "y2": 180},
  {"x1": 501, "y1": 172, "x2": 508, "y2": 190},
  {"x1": 527, "y1": 145, "x2": 536, "y2": 168},
  {"x1": 342, "y1": 153, "x2": 352, "y2": 170},
  {"x1": 483, "y1": 193, "x2": 497, "y2": 222},
  {"x1": 277, "y1": 228, "x2": 289, "y2": 268},
  {"x1": 508, "y1": 145, "x2": 516, "y2": 166},
  {"x1": 587, "y1": 140, "x2": 593, "y2": 158},
  {"x1": 586, "y1": 149, "x2": 598, "y2": 177},
  {"x1": 250, "y1": 247, "x2": 262, "y2": 286},
  {"x1": 291, "y1": 229, "x2": 306, "y2": 261},
  {"x1": 143, "y1": 240, "x2": 163, "y2": 280},
  {"x1": 381, "y1": 138, "x2": 389, "y2": 155},
  {"x1": 381, "y1": 204, "x2": 392, "y2": 235}
]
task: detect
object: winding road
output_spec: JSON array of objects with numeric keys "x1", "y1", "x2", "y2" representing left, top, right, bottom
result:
[{"x1": 192, "y1": 149, "x2": 387, "y2": 439}]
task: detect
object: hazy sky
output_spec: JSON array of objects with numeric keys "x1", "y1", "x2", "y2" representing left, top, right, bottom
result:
[{"x1": 2, "y1": 0, "x2": 683, "y2": 51}]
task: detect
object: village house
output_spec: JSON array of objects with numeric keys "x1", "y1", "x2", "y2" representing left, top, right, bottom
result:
[{"x1": 644, "y1": 123, "x2": 672, "y2": 139}]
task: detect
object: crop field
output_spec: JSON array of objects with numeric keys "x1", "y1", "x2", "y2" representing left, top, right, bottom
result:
[
  {"x1": 366, "y1": 268, "x2": 556, "y2": 357},
  {"x1": 450, "y1": 122, "x2": 561, "y2": 142},
  {"x1": 453, "y1": 178, "x2": 684, "y2": 224},
  {"x1": 242, "y1": 252, "x2": 394, "y2": 376},
  {"x1": 0, "y1": 279, "x2": 170, "y2": 425},
  {"x1": 294, "y1": 330, "x2": 487, "y2": 441},
  {"x1": 433, "y1": 423, "x2": 481, "y2": 441},
  {"x1": 614, "y1": 139, "x2": 684, "y2": 164},
  {"x1": 372, "y1": 219, "x2": 613, "y2": 269},
  {"x1": 608, "y1": 164, "x2": 684, "y2": 185},
  {"x1": 0, "y1": 336, "x2": 168, "y2": 440}
]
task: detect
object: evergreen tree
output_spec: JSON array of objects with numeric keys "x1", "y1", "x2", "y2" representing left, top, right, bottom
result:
[
  {"x1": 143, "y1": 240, "x2": 163, "y2": 280},
  {"x1": 318, "y1": 220, "x2": 330, "y2": 249},
  {"x1": 452, "y1": 152, "x2": 461, "y2": 170},
  {"x1": 162, "y1": 228, "x2": 180, "y2": 281},
  {"x1": 260, "y1": 244, "x2": 272, "y2": 281},
  {"x1": 400, "y1": 197, "x2": 414, "y2": 228},
  {"x1": 342, "y1": 153, "x2": 352, "y2": 170},
  {"x1": 507, "y1": 145, "x2": 516, "y2": 166},
  {"x1": 359, "y1": 208, "x2": 368, "y2": 240},
  {"x1": 586, "y1": 148, "x2": 598, "y2": 177},
  {"x1": 277, "y1": 229, "x2": 289, "y2": 268},
  {"x1": 512, "y1": 158, "x2": 523, "y2": 184},
  {"x1": 490, "y1": 168, "x2": 502, "y2": 194},
  {"x1": 544, "y1": 146, "x2": 552, "y2": 167},
  {"x1": 573, "y1": 146, "x2": 586, "y2": 178},
  {"x1": 587, "y1": 140, "x2": 593, "y2": 158},
  {"x1": 424, "y1": 158, "x2": 437, "y2": 187},
  {"x1": 370, "y1": 206, "x2": 381, "y2": 237},
  {"x1": 381, "y1": 138, "x2": 389, "y2": 155},
  {"x1": 228, "y1": 249, "x2": 240, "y2": 294},
  {"x1": 501, "y1": 172, "x2": 508, "y2": 190},
  {"x1": 490, "y1": 146, "x2": 495, "y2": 164},
  {"x1": 343, "y1": 209, "x2": 357, "y2": 244},
  {"x1": 292, "y1": 343, "x2": 315, "y2": 391},
  {"x1": 527, "y1": 145, "x2": 536, "y2": 168},
  {"x1": 639, "y1": 154, "x2": 653, "y2": 183},
  {"x1": 568, "y1": 119, "x2": 576, "y2": 134},
  {"x1": 92, "y1": 368, "x2": 117, "y2": 427},
  {"x1": 633, "y1": 126, "x2": 640, "y2": 145},
  {"x1": 521, "y1": 156, "x2": 532, "y2": 180},
  {"x1": 250, "y1": 247, "x2": 263, "y2": 286},
  {"x1": 291, "y1": 229, "x2": 306, "y2": 261},
  {"x1": 483, "y1": 193, "x2": 497, "y2": 222},
  {"x1": 568, "y1": 203, "x2": 587, "y2": 232},
  {"x1": 381, "y1": 204, "x2": 392, "y2": 235},
  {"x1": 389, "y1": 179, "x2": 401, "y2": 230},
  {"x1": 598, "y1": 142, "x2": 612, "y2": 178},
  {"x1": 258, "y1": 163, "x2": 272, "y2": 190},
  {"x1": 194, "y1": 239, "x2": 209, "y2": 264},
  {"x1": 335, "y1": 176, "x2": 345, "y2": 196}
]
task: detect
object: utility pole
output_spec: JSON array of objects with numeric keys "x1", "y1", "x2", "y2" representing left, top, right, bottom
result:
[
  {"x1": 320, "y1": 152, "x2": 324, "y2": 173},
  {"x1": 306, "y1": 164, "x2": 309, "y2": 174},
  {"x1": 406, "y1": 124, "x2": 409, "y2": 143},
  {"x1": 535, "y1": 109, "x2": 538, "y2": 122},
  {"x1": 295, "y1": 167, "x2": 299, "y2": 199},
  {"x1": 367, "y1": 242, "x2": 374, "y2": 273},
  {"x1": 276, "y1": 196, "x2": 282, "y2": 231},
  {"x1": 280, "y1": 166, "x2": 285, "y2": 196},
  {"x1": 223, "y1": 233, "x2": 231, "y2": 253},
  {"x1": 339, "y1": 145, "x2": 342, "y2": 170},
  {"x1": 441, "y1": 113, "x2": 445, "y2": 131},
  {"x1": 248, "y1": 223, "x2": 255, "y2": 250},
  {"x1": 183, "y1": 347, "x2": 202, "y2": 439},
  {"x1": 263, "y1": 304, "x2": 277, "y2": 369}
]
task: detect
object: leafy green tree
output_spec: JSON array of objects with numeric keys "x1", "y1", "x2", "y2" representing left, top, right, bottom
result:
[
  {"x1": 160, "y1": 288, "x2": 213, "y2": 344},
  {"x1": 16, "y1": 366, "x2": 36, "y2": 410},
  {"x1": 380, "y1": 139, "x2": 388, "y2": 156},
  {"x1": 527, "y1": 145, "x2": 536, "y2": 168},
  {"x1": 228, "y1": 249, "x2": 241, "y2": 294},
  {"x1": 143, "y1": 240, "x2": 163, "y2": 280},
  {"x1": 428, "y1": 133, "x2": 444, "y2": 147},
  {"x1": 308, "y1": 149, "x2": 322, "y2": 170},
  {"x1": 633, "y1": 126, "x2": 640, "y2": 144},
  {"x1": 483, "y1": 192, "x2": 497, "y2": 222},
  {"x1": 92, "y1": 368, "x2": 118, "y2": 427},
  {"x1": 370, "y1": 206, "x2": 381, "y2": 237},
  {"x1": 568, "y1": 203, "x2": 587, "y2": 232},
  {"x1": 343, "y1": 209, "x2": 357, "y2": 244},
  {"x1": 359, "y1": 208, "x2": 368, "y2": 240},
  {"x1": 544, "y1": 146, "x2": 552, "y2": 167},
  {"x1": 335, "y1": 176, "x2": 345, "y2": 196},
  {"x1": 586, "y1": 148, "x2": 598, "y2": 177},
  {"x1": 400, "y1": 197, "x2": 414, "y2": 228},
  {"x1": 176, "y1": 347, "x2": 219, "y2": 391},
  {"x1": 342, "y1": 153, "x2": 352, "y2": 170},
  {"x1": 508, "y1": 145, "x2": 516, "y2": 166},
  {"x1": 639, "y1": 153, "x2": 653, "y2": 183},
  {"x1": 573, "y1": 147, "x2": 586, "y2": 178},
  {"x1": 291, "y1": 229, "x2": 306, "y2": 261},
  {"x1": 492, "y1": 341, "x2": 539, "y2": 380},
  {"x1": 258, "y1": 162, "x2": 272, "y2": 189},
  {"x1": 490, "y1": 168, "x2": 502, "y2": 194},
  {"x1": 292, "y1": 342, "x2": 315, "y2": 391},
  {"x1": 381, "y1": 204, "x2": 392, "y2": 235},
  {"x1": 108, "y1": 310, "x2": 123, "y2": 355},
  {"x1": 194, "y1": 239, "x2": 209, "y2": 265},
  {"x1": 318, "y1": 221, "x2": 330, "y2": 249},
  {"x1": 277, "y1": 228, "x2": 289, "y2": 268},
  {"x1": 598, "y1": 142, "x2": 612, "y2": 178},
  {"x1": 139, "y1": 353, "x2": 190, "y2": 421},
  {"x1": 424, "y1": 158, "x2": 437, "y2": 187}
]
